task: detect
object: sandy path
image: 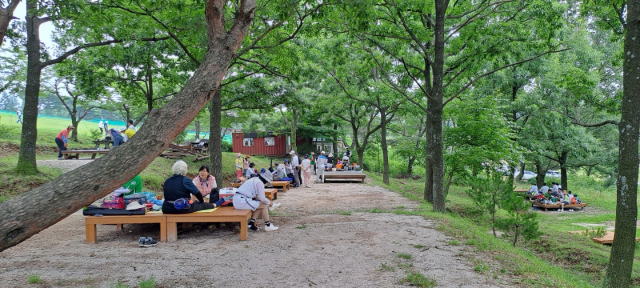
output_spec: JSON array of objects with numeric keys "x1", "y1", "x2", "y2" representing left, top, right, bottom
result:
[{"x1": 0, "y1": 177, "x2": 510, "y2": 287}]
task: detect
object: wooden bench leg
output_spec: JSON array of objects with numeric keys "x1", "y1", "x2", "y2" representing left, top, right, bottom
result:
[
  {"x1": 116, "y1": 224, "x2": 123, "y2": 230},
  {"x1": 159, "y1": 221, "x2": 167, "y2": 242},
  {"x1": 86, "y1": 223, "x2": 97, "y2": 243},
  {"x1": 91, "y1": 153, "x2": 97, "y2": 159},
  {"x1": 240, "y1": 219, "x2": 248, "y2": 241},
  {"x1": 167, "y1": 222, "x2": 177, "y2": 242}
]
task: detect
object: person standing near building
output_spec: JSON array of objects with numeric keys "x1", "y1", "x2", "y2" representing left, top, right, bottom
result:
[
  {"x1": 289, "y1": 150, "x2": 301, "y2": 188},
  {"x1": 235, "y1": 153, "x2": 243, "y2": 182},
  {"x1": 55, "y1": 125, "x2": 74, "y2": 159},
  {"x1": 301, "y1": 154, "x2": 312, "y2": 188},
  {"x1": 315, "y1": 151, "x2": 327, "y2": 183},
  {"x1": 16, "y1": 110, "x2": 22, "y2": 124}
]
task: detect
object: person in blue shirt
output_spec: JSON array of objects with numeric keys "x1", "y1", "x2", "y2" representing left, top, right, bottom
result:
[{"x1": 162, "y1": 161, "x2": 224, "y2": 214}]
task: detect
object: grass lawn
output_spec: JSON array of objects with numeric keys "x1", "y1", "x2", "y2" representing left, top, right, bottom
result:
[{"x1": 367, "y1": 172, "x2": 640, "y2": 287}]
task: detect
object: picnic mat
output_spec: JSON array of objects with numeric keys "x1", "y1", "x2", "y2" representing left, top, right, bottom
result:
[{"x1": 146, "y1": 207, "x2": 219, "y2": 214}]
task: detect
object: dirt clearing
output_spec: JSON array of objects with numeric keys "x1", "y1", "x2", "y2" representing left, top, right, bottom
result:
[{"x1": 0, "y1": 177, "x2": 511, "y2": 287}]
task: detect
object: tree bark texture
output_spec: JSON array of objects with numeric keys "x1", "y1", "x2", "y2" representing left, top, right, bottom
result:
[
  {"x1": 0, "y1": 0, "x2": 20, "y2": 47},
  {"x1": 430, "y1": 0, "x2": 447, "y2": 212},
  {"x1": 209, "y1": 88, "x2": 223, "y2": 189},
  {"x1": 535, "y1": 163, "x2": 546, "y2": 188},
  {"x1": 423, "y1": 119, "x2": 433, "y2": 203},
  {"x1": 559, "y1": 151, "x2": 568, "y2": 191},
  {"x1": 0, "y1": 0, "x2": 256, "y2": 252},
  {"x1": 516, "y1": 162, "x2": 525, "y2": 182},
  {"x1": 380, "y1": 108, "x2": 389, "y2": 185},
  {"x1": 15, "y1": 0, "x2": 42, "y2": 174},
  {"x1": 604, "y1": 0, "x2": 640, "y2": 285}
]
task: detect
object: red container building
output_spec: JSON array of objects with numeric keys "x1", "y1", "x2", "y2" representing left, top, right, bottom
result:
[{"x1": 232, "y1": 131, "x2": 312, "y2": 156}]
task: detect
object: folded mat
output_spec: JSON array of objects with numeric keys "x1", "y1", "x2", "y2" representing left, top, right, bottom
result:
[{"x1": 83, "y1": 206, "x2": 145, "y2": 216}]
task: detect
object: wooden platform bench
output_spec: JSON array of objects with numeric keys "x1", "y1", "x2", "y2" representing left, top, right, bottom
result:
[
  {"x1": 532, "y1": 202, "x2": 587, "y2": 211},
  {"x1": 85, "y1": 213, "x2": 167, "y2": 243},
  {"x1": 321, "y1": 172, "x2": 366, "y2": 183},
  {"x1": 166, "y1": 207, "x2": 252, "y2": 241},
  {"x1": 270, "y1": 181, "x2": 291, "y2": 192},
  {"x1": 62, "y1": 149, "x2": 109, "y2": 159}
]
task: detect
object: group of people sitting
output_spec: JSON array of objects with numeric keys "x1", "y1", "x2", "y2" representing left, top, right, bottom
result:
[
  {"x1": 161, "y1": 160, "x2": 281, "y2": 232},
  {"x1": 528, "y1": 182, "x2": 582, "y2": 211}
]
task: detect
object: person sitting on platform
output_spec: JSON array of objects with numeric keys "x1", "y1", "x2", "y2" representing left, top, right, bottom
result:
[
  {"x1": 108, "y1": 128, "x2": 125, "y2": 147},
  {"x1": 245, "y1": 162, "x2": 256, "y2": 179},
  {"x1": 122, "y1": 175, "x2": 143, "y2": 196},
  {"x1": 162, "y1": 160, "x2": 224, "y2": 214},
  {"x1": 284, "y1": 159, "x2": 295, "y2": 183},
  {"x1": 272, "y1": 163, "x2": 286, "y2": 181},
  {"x1": 233, "y1": 169, "x2": 280, "y2": 231},
  {"x1": 192, "y1": 165, "x2": 218, "y2": 201}
]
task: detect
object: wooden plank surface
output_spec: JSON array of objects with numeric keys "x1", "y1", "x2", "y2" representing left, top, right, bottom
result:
[
  {"x1": 165, "y1": 207, "x2": 251, "y2": 241},
  {"x1": 85, "y1": 214, "x2": 167, "y2": 243}
]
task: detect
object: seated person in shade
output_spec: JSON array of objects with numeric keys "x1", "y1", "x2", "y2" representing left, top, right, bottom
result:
[
  {"x1": 122, "y1": 175, "x2": 143, "y2": 195},
  {"x1": 162, "y1": 160, "x2": 224, "y2": 214},
  {"x1": 192, "y1": 165, "x2": 217, "y2": 201},
  {"x1": 245, "y1": 162, "x2": 256, "y2": 179},
  {"x1": 284, "y1": 159, "x2": 294, "y2": 183},
  {"x1": 272, "y1": 163, "x2": 286, "y2": 181},
  {"x1": 233, "y1": 169, "x2": 280, "y2": 232},
  {"x1": 108, "y1": 128, "x2": 125, "y2": 147},
  {"x1": 529, "y1": 183, "x2": 538, "y2": 195}
]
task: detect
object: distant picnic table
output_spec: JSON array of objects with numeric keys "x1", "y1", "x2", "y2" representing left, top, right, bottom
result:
[{"x1": 93, "y1": 139, "x2": 113, "y2": 149}]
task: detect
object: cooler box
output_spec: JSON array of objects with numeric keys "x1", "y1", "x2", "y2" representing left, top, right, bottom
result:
[{"x1": 219, "y1": 187, "x2": 237, "y2": 206}]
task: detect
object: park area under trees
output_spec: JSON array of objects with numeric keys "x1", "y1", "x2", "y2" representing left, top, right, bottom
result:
[{"x1": 0, "y1": 0, "x2": 639, "y2": 287}]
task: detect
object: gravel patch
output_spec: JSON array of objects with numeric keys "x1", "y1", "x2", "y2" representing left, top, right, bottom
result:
[{"x1": 0, "y1": 178, "x2": 511, "y2": 287}]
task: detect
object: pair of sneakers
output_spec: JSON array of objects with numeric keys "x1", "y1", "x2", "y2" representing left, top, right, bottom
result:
[
  {"x1": 138, "y1": 237, "x2": 158, "y2": 247},
  {"x1": 268, "y1": 202, "x2": 281, "y2": 212},
  {"x1": 248, "y1": 223, "x2": 279, "y2": 232}
]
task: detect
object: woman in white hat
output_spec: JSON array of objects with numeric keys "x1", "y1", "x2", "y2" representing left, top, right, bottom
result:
[{"x1": 234, "y1": 169, "x2": 281, "y2": 231}]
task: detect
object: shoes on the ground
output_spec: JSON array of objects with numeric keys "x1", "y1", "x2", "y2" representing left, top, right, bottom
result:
[
  {"x1": 249, "y1": 226, "x2": 260, "y2": 231},
  {"x1": 569, "y1": 209, "x2": 574, "y2": 212},
  {"x1": 305, "y1": 185, "x2": 311, "y2": 188},
  {"x1": 57, "y1": 157, "x2": 64, "y2": 160},
  {"x1": 138, "y1": 237, "x2": 158, "y2": 247},
  {"x1": 268, "y1": 202, "x2": 281, "y2": 212},
  {"x1": 265, "y1": 224, "x2": 279, "y2": 232}
]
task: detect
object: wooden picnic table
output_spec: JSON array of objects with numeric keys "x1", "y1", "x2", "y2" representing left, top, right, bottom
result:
[
  {"x1": 93, "y1": 139, "x2": 113, "y2": 149},
  {"x1": 514, "y1": 189, "x2": 529, "y2": 193},
  {"x1": 62, "y1": 149, "x2": 109, "y2": 159}
]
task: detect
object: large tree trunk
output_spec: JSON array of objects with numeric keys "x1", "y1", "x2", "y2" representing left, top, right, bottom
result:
[
  {"x1": 515, "y1": 162, "x2": 525, "y2": 182},
  {"x1": 535, "y1": 164, "x2": 546, "y2": 187},
  {"x1": 430, "y1": 0, "x2": 447, "y2": 212},
  {"x1": 605, "y1": 0, "x2": 640, "y2": 285},
  {"x1": 209, "y1": 88, "x2": 223, "y2": 189},
  {"x1": 0, "y1": 0, "x2": 256, "y2": 252},
  {"x1": 380, "y1": 108, "x2": 389, "y2": 185},
  {"x1": 15, "y1": 1, "x2": 42, "y2": 175},
  {"x1": 424, "y1": 125, "x2": 433, "y2": 203},
  {"x1": 559, "y1": 151, "x2": 568, "y2": 191},
  {"x1": 332, "y1": 123, "x2": 338, "y2": 156},
  {"x1": 0, "y1": 0, "x2": 20, "y2": 47}
]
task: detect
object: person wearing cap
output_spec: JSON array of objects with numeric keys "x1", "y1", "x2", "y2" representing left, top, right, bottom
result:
[
  {"x1": 55, "y1": 125, "x2": 74, "y2": 159},
  {"x1": 272, "y1": 162, "x2": 286, "y2": 181},
  {"x1": 301, "y1": 154, "x2": 312, "y2": 188},
  {"x1": 122, "y1": 126, "x2": 136, "y2": 142},
  {"x1": 119, "y1": 127, "x2": 129, "y2": 142},
  {"x1": 103, "y1": 121, "x2": 109, "y2": 137},
  {"x1": 233, "y1": 168, "x2": 280, "y2": 231},
  {"x1": 289, "y1": 150, "x2": 301, "y2": 188},
  {"x1": 315, "y1": 151, "x2": 327, "y2": 183},
  {"x1": 108, "y1": 128, "x2": 125, "y2": 147},
  {"x1": 235, "y1": 153, "x2": 243, "y2": 181},
  {"x1": 162, "y1": 160, "x2": 225, "y2": 214}
]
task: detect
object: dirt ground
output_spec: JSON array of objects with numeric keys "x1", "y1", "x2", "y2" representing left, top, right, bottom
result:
[{"x1": 0, "y1": 160, "x2": 511, "y2": 287}]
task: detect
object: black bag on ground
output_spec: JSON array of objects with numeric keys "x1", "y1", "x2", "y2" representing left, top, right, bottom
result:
[
  {"x1": 209, "y1": 188, "x2": 220, "y2": 204},
  {"x1": 83, "y1": 206, "x2": 145, "y2": 216}
]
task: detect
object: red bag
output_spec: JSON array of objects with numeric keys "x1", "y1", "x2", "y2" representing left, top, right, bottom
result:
[{"x1": 102, "y1": 196, "x2": 124, "y2": 209}]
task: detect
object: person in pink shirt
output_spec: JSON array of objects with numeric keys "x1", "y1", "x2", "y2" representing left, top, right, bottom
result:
[
  {"x1": 192, "y1": 165, "x2": 218, "y2": 202},
  {"x1": 55, "y1": 125, "x2": 74, "y2": 159}
]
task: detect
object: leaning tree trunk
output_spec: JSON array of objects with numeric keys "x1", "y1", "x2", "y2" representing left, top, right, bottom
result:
[
  {"x1": 0, "y1": 0, "x2": 256, "y2": 252},
  {"x1": 515, "y1": 161, "x2": 525, "y2": 182},
  {"x1": 209, "y1": 88, "x2": 223, "y2": 189},
  {"x1": 380, "y1": 108, "x2": 390, "y2": 185},
  {"x1": 15, "y1": 0, "x2": 43, "y2": 175},
  {"x1": 605, "y1": 0, "x2": 640, "y2": 285},
  {"x1": 430, "y1": 0, "x2": 447, "y2": 212}
]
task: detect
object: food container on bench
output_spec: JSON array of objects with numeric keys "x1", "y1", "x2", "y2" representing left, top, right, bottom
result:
[
  {"x1": 102, "y1": 196, "x2": 124, "y2": 209},
  {"x1": 219, "y1": 188, "x2": 237, "y2": 206},
  {"x1": 123, "y1": 193, "x2": 146, "y2": 206}
]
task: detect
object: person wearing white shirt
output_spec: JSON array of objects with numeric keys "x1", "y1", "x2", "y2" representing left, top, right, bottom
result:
[
  {"x1": 127, "y1": 119, "x2": 136, "y2": 131},
  {"x1": 315, "y1": 151, "x2": 327, "y2": 183},
  {"x1": 301, "y1": 154, "x2": 312, "y2": 188},
  {"x1": 529, "y1": 183, "x2": 539, "y2": 195},
  {"x1": 539, "y1": 183, "x2": 550, "y2": 194},
  {"x1": 233, "y1": 170, "x2": 280, "y2": 231},
  {"x1": 290, "y1": 150, "x2": 301, "y2": 188},
  {"x1": 98, "y1": 120, "x2": 104, "y2": 133}
]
